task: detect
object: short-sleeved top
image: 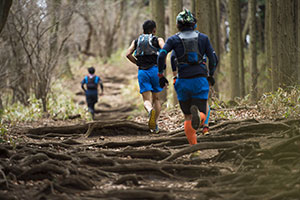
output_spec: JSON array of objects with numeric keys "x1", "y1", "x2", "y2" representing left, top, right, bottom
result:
[{"x1": 81, "y1": 75, "x2": 101, "y2": 95}]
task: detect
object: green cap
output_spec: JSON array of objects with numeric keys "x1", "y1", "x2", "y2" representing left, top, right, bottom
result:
[{"x1": 176, "y1": 9, "x2": 195, "y2": 24}]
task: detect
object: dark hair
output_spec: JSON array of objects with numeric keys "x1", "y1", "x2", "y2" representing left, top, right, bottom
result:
[
  {"x1": 88, "y1": 67, "x2": 95, "y2": 74},
  {"x1": 177, "y1": 17, "x2": 197, "y2": 31},
  {"x1": 143, "y1": 20, "x2": 156, "y2": 34}
]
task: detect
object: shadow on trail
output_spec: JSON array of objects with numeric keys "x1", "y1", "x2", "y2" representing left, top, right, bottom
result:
[{"x1": 1, "y1": 119, "x2": 300, "y2": 199}]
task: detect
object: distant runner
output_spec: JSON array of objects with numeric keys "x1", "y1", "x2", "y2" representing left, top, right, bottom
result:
[
  {"x1": 158, "y1": 9, "x2": 218, "y2": 156},
  {"x1": 81, "y1": 67, "x2": 104, "y2": 119},
  {"x1": 126, "y1": 20, "x2": 165, "y2": 133}
]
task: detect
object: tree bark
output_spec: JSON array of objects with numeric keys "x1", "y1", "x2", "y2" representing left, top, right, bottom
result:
[
  {"x1": 264, "y1": 0, "x2": 272, "y2": 91},
  {"x1": 0, "y1": 0, "x2": 12, "y2": 33},
  {"x1": 270, "y1": 0, "x2": 278, "y2": 91},
  {"x1": 151, "y1": 0, "x2": 167, "y2": 102},
  {"x1": 297, "y1": 0, "x2": 300, "y2": 84},
  {"x1": 228, "y1": 0, "x2": 240, "y2": 99},
  {"x1": 150, "y1": 0, "x2": 165, "y2": 39},
  {"x1": 105, "y1": 0, "x2": 125, "y2": 59},
  {"x1": 237, "y1": 0, "x2": 245, "y2": 97},
  {"x1": 169, "y1": 0, "x2": 182, "y2": 105},
  {"x1": 277, "y1": 0, "x2": 297, "y2": 88},
  {"x1": 60, "y1": 0, "x2": 77, "y2": 78},
  {"x1": 195, "y1": 0, "x2": 209, "y2": 35},
  {"x1": 249, "y1": 0, "x2": 258, "y2": 101},
  {"x1": 170, "y1": 0, "x2": 182, "y2": 35}
]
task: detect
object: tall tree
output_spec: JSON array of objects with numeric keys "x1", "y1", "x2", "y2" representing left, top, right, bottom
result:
[
  {"x1": 296, "y1": 1, "x2": 300, "y2": 85},
  {"x1": 0, "y1": 0, "x2": 12, "y2": 110},
  {"x1": 195, "y1": 0, "x2": 220, "y2": 95},
  {"x1": 60, "y1": 0, "x2": 77, "y2": 78},
  {"x1": 195, "y1": 0, "x2": 210, "y2": 35},
  {"x1": 170, "y1": 0, "x2": 182, "y2": 35},
  {"x1": 150, "y1": 0, "x2": 165, "y2": 50},
  {"x1": 0, "y1": 0, "x2": 12, "y2": 33},
  {"x1": 237, "y1": 0, "x2": 245, "y2": 97},
  {"x1": 249, "y1": 0, "x2": 257, "y2": 101},
  {"x1": 169, "y1": 0, "x2": 182, "y2": 104},
  {"x1": 277, "y1": 0, "x2": 297, "y2": 88},
  {"x1": 264, "y1": 0, "x2": 272, "y2": 91},
  {"x1": 228, "y1": 0, "x2": 240, "y2": 99},
  {"x1": 269, "y1": 0, "x2": 278, "y2": 91},
  {"x1": 191, "y1": 0, "x2": 195, "y2": 14},
  {"x1": 150, "y1": 0, "x2": 167, "y2": 102}
]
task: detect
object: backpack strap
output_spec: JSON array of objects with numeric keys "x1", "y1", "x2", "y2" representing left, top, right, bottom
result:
[{"x1": 94, "y1": 76, "x2": 99, "y2": 84}]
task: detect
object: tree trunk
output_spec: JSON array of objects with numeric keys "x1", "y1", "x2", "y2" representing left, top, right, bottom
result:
[
  {"x1": 105, "y1": 0, "x2": 125, "y2": 59},
  {"x1": 49, "y1": 0, "x2": 61, "y2": 58},
  {"x1": 249, "y1": 0, "x2": 258, "y2": 101},
  {"x1": 191, "y1": 0, "x2": 195, "y2": 14},
  {"x1": 169, "y1": 0, "x2": 182, "y2": 105},
  {"x1": 237, "y1": 0, "x2": 245, "y2": 97},
  {"x1": 270, "y1": 0, "x2": 278, "y2": 91},
  {"x1": 0, "y1": 0, "x2": 12, "y2": 33},
  {"x1": 0, "y1": 95, "x2": 3, "y2": 111},
  {"x1": 60, "y1": 0, "x2": 77, "y2": 78},
  {"x1": 264, "y1": 0, "x2": 272, "y2": 91},
  {"x1": 277, "y1": 0, "x2": 297, "y2": 88},
  {"x1": 195, "y1": 0, "x2": 210, "y2": 35},
  {"x1": 213, "y1": 0, "x2": 221, "y2": 96},
  {"x1": 228, "y1": 0, "x2": 240, "y2": 99},
  {"x1": 151, "y1": 0, "x2": 167, "y2": 103},
  {"x1": 170, "y1": 0, "x2": 182, "y2": 35},
  {"x1": 297, "y1": 0, "x2": 300, "y2": 84}
]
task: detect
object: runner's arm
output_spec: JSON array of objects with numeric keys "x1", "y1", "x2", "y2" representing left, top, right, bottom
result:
[
  {"x1": 158, "y1": 37, "x2": 173, "y2": 74},
  {"x1": 170, "y1": 51, "x2": 178, "y2": 73},
  {"x1": 98, "y1": 77, "x2": 104, "y2": 94},
  {"x1": 126, "y1": 40, "x2": 137, "y2": 64},
  {"x1": 81, "y1": 79, "x2": 86, "y2": 92},
  {"x1": 204, "y1": 37, "x2": 218, "y2": 77},
  {"x1": 157, "y1": 37, "x2": 165, "y2": 49}
]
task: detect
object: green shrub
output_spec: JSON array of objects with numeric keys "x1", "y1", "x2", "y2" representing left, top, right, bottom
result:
[
  {"x1": 1, "y1": 81, "x2": 90, "y2": 123},
  {"x1": 258, "y1": 86, "x2": 300, "y2": 119}
]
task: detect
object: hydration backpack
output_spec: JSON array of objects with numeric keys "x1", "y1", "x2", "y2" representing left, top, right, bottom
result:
[
  {"x1": 85, "y1": 76, "x2": 99, "y2": 90},
  {"x1": 176, "y1": 31, "x2": 203, "y2": 65},
  {"x1": 134, "y1": 34, "x2": 159, "y2": 57}
]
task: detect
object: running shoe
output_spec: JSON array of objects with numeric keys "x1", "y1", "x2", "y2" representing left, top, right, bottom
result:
[
  {"x1": 190, "y1": 105, "x2": 200, "y2": 130},
  {"x1": 155, "y1": 125, "x2": 159, "y2": 134},
  {"x1": 190, "y1": 150, "x2": 201, "y2": 159},
  {"x1": 148, "y1": 109, "x2": 156, "y2": 130},
  {"x1": 202, "y1": 126, "x2": 210, "y2": 136}
]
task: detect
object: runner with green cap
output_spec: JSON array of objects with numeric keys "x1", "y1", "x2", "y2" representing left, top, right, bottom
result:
[{"x1": 158, "y1": 9, "x2": 218, "y2": 157}]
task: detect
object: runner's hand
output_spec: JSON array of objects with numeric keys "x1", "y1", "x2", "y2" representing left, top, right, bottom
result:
[
  {"x1": 173, "y1": 76, "x2": 177, "y2": 85},
  {"x1": 159, "y1": 76, "x2": 169, "y2": 88}
]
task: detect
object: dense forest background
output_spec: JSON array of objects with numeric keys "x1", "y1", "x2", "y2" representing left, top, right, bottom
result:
[{"x1": 0, "y1": 0, "x2": 300, "y2": 117}]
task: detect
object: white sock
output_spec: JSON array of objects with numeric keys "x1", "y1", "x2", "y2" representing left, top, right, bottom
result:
[{"x1": 144, "y1": 100, "x2": 152, "y2": 113}]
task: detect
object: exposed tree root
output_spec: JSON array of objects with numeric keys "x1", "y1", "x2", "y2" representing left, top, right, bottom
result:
[
  {"x1": 161, "y1": 141, "x2": 239, "y2": 162},
  {"x1": 103, "y1": 189, "x2": 175, "y2": 200}
]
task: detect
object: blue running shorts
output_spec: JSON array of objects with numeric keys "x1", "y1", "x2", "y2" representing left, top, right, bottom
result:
[
  {"x1": 174, "y1": 77, "x2": 209, "y2": 101},
  {"x1": 138, "y1": 65, "x2": 163, "y2": 94}
]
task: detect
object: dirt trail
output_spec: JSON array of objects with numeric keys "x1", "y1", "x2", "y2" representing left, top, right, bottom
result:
[
  {"x1": 72, "y1": 62, "x2": 138, "y2": 121},
  {"x1": 1, "y1": 63, "x2": 300, "y2": 200}
]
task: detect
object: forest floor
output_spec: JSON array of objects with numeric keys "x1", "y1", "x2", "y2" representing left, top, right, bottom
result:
[{"x1": 1, "y1": 60, "x2": 300, "y2": 200}]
